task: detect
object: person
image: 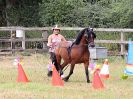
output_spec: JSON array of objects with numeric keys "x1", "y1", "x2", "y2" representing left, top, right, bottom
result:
[{"x1": 47, "y1": 25, "x2": 67, "y2": 77}]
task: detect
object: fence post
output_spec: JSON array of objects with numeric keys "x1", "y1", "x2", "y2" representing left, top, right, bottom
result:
[
  {"x1": 10, "y1": 30, "x2": 13, "y2": 54},
  {"x1": 22, "y1": 31, "x2": 25, "y2": 50},
  {"x1": 42, "y1": 30, "x2": 48, "y2": 49},
  {"x1": 11, "y1": 30, "x2": 15, "y2": 54},
  {"x1": 120, "y1": 31, "x2": 125, "y2": 55},
  {"x1": 10, "y1": 30, "x2": 16, "y2": 54}
]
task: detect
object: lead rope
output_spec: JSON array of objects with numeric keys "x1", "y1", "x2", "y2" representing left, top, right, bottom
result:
[{"x1": 62, "y1": 64, "x2": 70, "y2": 72}]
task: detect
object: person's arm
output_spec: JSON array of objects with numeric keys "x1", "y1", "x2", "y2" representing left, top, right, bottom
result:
[
  {"x1": 61, "y1": 35, "x2": 67, "y2": 42},
  {"x1": 47, "y1": 35, "x2": 52, "y2": 47}
]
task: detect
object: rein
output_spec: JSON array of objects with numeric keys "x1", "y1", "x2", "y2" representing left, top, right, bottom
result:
[
  {"x1": 62, "y1": 64, "x2": 70, "y2": 72},
  {"x1": 57, "y1": 44, "x2": 89, "y2": 48}
]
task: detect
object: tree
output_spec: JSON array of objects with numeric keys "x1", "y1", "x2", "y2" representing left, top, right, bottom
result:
[
  {"x1": 0, "y1": 0, "x2": 42, "y2": 26},
  {"x1": 101, "y1": 0, "x2": 133, "y2": 28},
  {"x1": 39, "y1": 0, "x2": 87, "y2": 26}
]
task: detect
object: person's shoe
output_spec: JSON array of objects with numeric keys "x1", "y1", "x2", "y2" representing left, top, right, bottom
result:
[
  {"x1": 61, "y1": 74, "x2": 65, "y2": 79},
  {"x1": 47, "y1": 71, "x2": 52, "y2": 77}
]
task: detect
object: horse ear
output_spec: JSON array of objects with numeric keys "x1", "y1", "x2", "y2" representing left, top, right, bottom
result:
[
  {"x1": 90, "y1": 28, "x2": 93, "y2": 31},
  {"x1": 89, "y1": 28, "x2": 96, "y2": 38}
]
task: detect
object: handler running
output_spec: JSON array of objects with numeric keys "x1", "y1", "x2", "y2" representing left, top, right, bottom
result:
[{"x1": 47, "y1": 25, "x2": 67, "y2": 77}]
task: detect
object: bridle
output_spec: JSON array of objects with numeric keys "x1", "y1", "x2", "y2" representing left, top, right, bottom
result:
[{"x1": 84, "y1": 30, "x2": 95, "y2": 46}]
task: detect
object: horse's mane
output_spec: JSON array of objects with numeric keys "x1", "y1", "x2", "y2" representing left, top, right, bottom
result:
[{"x1": 74, "y1": 28, "x2": 87, "y2": 45}]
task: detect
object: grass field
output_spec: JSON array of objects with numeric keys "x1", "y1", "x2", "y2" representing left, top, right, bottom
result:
[{"x1": 0, "y1": 53, "x2": 133, "y2": 99}]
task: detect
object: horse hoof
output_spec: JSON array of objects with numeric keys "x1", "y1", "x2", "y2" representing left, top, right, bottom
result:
[
  {"x1": 87, "y1": 80, "x2": 91, "y2": 83},
  {"x1": 47, "y1": 71, "x2": 52, "y2": 77},
  {"x1": 63, "y1": 77, "x2": 69, "y2": 82}
]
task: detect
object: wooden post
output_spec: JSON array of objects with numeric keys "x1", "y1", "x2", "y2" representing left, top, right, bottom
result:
[
  {"x1": 11, "y1": 30, "x2": 13, "y2": 50},
  {"x1": 11, "y1": 31, "x2": 15, "y2": 48},
  {"x1": 11, "y1": 30, "x2": 16, "y2": 54},
  {"x1": 22, "y1": 31, "x2": 25, "y2": 50},
  {"x1": 120, "y1": 31, "x2": 125, "y2": 55},
  {"x1": 42, "y1": 30, "x2": 48, "y2": 49}
]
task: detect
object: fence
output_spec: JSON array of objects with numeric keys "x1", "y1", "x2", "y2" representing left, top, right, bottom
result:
[{"x1": 0, "y1": 27, "x2": 133, "y2": 55}]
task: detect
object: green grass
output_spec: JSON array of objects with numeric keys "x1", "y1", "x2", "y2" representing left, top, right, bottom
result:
[{"x1": 0, "y1": 54, "x2": 133, "y2": 99}]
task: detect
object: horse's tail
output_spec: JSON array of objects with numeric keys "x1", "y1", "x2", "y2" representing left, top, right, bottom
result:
[{"x1": 50, "y1": 52, "x2": 59, "y2": 71}]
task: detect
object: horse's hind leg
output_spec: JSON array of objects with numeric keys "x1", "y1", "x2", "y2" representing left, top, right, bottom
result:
[
  {"x1": 84, "y1": 63, "x2": 91, "y2": 83},
  {"x1": 63, "y1": 64, "x2": 75, "y2": 82}
]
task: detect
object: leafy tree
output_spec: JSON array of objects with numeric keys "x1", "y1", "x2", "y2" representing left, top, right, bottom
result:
[
  {"x1": 0, "y1": 0, "x2": 41, "y2": 26},
  {"x1": 0, "y1": 0, "x2": 133, "y2": 28},
  {"x1": 39, "y1": 0, "x2": 87, "y2": 26},
  {"x1": 101, "y1": 0, "x2": 133, "y2": 28}
]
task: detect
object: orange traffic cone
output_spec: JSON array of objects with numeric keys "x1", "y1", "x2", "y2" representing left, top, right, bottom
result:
[
  {"x1": 92, "y1": 69, "x2": 104, "y2": 89},
  {"x1": 52, "y1": 65, "x2": 64, "y2": 86},
  {"x1": 100, "y1": 59, "x2": 110, "y2": 79},
  {"x1": 17, "y1": 63, "x2": 29, "y2": 82}
]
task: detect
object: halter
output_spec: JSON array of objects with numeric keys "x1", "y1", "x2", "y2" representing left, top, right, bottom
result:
[{"x1": 84, "y1": 30, "x2": 95, "y2": 47}]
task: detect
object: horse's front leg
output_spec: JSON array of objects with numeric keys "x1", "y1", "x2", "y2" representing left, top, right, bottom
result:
[
  {"x1": 56, "y1": 54, "x2": 63, "y2": 76},
  {"x1": 63, "y1": 64, "x2": 75, "y2": 82},
  {"x1": 84, "y1": 62, "x2": 91, "y2": 83},
  {"x1": 59, "y1": 61, "x2": 69, "y2": 77}
]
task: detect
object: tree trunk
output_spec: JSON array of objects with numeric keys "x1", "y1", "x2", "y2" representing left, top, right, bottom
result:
[{"x1": 5, "y1": 0, "x2": 12, "y2": 26}]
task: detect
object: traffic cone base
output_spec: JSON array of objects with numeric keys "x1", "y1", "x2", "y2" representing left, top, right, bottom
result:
[
  {"x1": 100, "y1": 74, "x2": 109, "y2": 79},
  {"x1": 92, "y1": 70, "x2": 104, "y2": 89},
  {"x1": 17, "y1": 63, "x2": 29, "y2": 83},
  {"x1": 52, "y1": 65, "x2": 64, "y2": 86}
]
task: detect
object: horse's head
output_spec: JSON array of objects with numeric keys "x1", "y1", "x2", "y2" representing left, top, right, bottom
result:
[
  {"x1": 74, "y1": 28, "x2": 96, "y2": 46},
  {"x1": 84, "y1": 28, "x2": 96, "y2": 47}
]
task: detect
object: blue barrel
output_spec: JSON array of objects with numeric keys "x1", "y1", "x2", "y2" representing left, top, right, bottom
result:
[{"x1": 127, "y1": 39, "x2": 133, "y2": 64}]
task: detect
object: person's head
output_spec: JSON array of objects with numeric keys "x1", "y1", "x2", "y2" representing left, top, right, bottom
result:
[{"x1": 52, "y1": 25, "x2": 60, "y2": 34}]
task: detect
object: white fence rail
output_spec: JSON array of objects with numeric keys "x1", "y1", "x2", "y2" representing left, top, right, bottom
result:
[{"x1": 0, "y1": 27, "x2": 133, "y2": 55}]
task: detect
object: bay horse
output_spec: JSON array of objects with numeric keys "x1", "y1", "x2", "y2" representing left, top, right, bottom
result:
[{"x1": 52, "y1": 28, "x2": 96, "y2": 83}]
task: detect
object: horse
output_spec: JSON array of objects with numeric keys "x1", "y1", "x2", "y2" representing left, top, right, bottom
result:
[{"x1": 52, "y1": 28, "x2": 96, "y2": 83}]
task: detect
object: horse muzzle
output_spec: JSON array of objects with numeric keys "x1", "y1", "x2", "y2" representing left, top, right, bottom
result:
[{"x1": 89, "y1": 42, "x2": 95, "y2": 47}]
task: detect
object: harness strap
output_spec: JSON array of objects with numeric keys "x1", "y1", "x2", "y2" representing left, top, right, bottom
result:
[{"x1": 67, "y1": 42, "x2": 75, "y2": 59}]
